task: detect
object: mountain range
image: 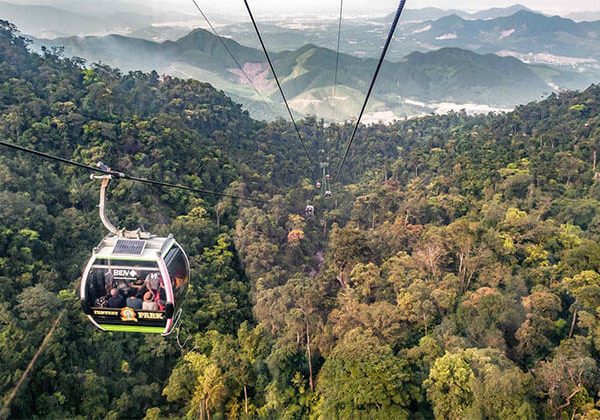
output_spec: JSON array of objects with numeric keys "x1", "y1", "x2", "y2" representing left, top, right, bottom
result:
[
  {"x1": 388, "y1": 4, "x2": 534, "y2": 23},
  {"x1": 3, "y1": 1, "x2": 598, "y2": 121},
  {"x1": 33, "y1": 25, "x2": 595, "y2": 122},
  {"x1": 205, "y1": 9, "x2": 600, "y2": 70},
  {"x1": 0, "y1": 0, "x2": 193, "y2": 37},
  {"x1": 403, "y1": 11, "x2": 600, "y2": 61}
]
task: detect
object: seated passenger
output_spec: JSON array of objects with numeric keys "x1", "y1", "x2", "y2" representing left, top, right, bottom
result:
[
  {"x1": 174, "y1": 273, "x2": 187, "y2": 290},
  {"x1": 117, "y1": 280, "x2": 129, "y2": 296},
  {"x1": 125, "y1": 289, "x2": 142, "y2": 309},
  {"x1": 142, "y1": 292, "x2": 158, "y2": 311},
  {"x1": 108, "y1": 288, "x2": 126, "y2": 308},
  {"x1": 133, "y1": 279, "x2": 148, "y2": 297}
]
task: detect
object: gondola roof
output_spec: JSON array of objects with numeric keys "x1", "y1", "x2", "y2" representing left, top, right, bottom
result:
[{"x1": 93, "y1": 235, "x2": 176, "y2": 261}]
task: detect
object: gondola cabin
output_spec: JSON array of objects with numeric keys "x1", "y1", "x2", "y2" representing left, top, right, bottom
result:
[{"x1": 80, "y1": 234, "x2": 189, "y2": 335}]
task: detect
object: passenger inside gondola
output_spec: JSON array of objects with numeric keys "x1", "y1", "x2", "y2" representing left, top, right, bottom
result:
[
  {"x1": 142, "y1": 292, "x2": 158, "y2": 310},
  {"x1": 131, "y1": 277, "x2": 145, "y2": 292},
  {"x1": 108, "y1": 288, "x2": 125, "y2": 308},
  {"x1": 86, "y1": 259, "x2": 168, "y2": 313},
  {"x1": 126, "y1": 289, "x2": 143, "y2": 309},
  {"x1": 145, "y1": 272, "x2": 160, "y2": 293},
  {"x1": 104, "y1": 272, "x2": 115, "y2": 295}
]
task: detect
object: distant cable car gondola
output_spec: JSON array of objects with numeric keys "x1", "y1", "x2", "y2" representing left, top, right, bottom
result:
[
  {"x1": 305, "y1": 203, "x2": 315, "y2": 217},
  {"x1": 80, "y1": 171, "x2": 190, "y2": 335}
]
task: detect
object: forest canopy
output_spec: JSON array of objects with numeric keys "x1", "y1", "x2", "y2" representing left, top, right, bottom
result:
[{"x1": 1, "y1": 18, "x2": 600, "y2": 419}]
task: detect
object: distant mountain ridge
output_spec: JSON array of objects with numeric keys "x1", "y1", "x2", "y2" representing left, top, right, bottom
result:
[
  {"x1": 0, "y1": 0, "x2": 193, "y2": 37},
  {"x1": 204, "y1": 8, "x2": 600, "y2": 70},
  {"x1": 467, "y1": 4, "x2": 534, "y2": 20},
  {"x1": 404, "y1": 10, "x2": 600, "y2": 62},
  {"x1": 32, "y1": 25, "x2": 592, "y2": 121},
  {"x1": 390, "y1": 4, "x2": 534, "y2": 23}
]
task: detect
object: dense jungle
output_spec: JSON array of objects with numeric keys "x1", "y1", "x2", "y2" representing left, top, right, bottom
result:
[{"x1": 1, "y1": 19, "x2": 600, "y2": 419}]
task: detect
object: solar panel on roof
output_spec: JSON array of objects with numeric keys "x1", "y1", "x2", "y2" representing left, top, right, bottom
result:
[{"x1": 113, "y1": 239, "x2": 146, "y2": 255}]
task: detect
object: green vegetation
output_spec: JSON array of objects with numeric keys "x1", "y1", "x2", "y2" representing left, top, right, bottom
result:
[{"x1": 1, "y1": 18, "x2": 600, "y2": 419}]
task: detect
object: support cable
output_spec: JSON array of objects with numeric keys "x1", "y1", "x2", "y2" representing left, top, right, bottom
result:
[
  {"x1": 242, "y1": 0, "x2": 314, "y2": 165},
  {"x1": 334, "y1": 0, "x2": 407, "y2": 180},
  {"x1": 190, "y1": 0, "x2": 277, "y2": 117},
  {"x1": 326, "y1": 0, "x2": 344, "y2": 195},
  {"x1": 331, "y1": 0, "x2": 344, "y2": 109},
  {"x1": 0, "y1": 310, "x2": 66, "y2": 420},
  {"x1": 0, "y1": 140, "x2": 269, "y2": 204}
]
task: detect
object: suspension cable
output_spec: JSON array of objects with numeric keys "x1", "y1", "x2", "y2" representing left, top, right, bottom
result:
[
  {"x1": 0, "y1": 140, "x2": 269, "y2": 204},
  {"x1": 189, "y1": 0, "x2": 277, "y2": 117},
  {"x1": 334, "y1": 0, "x2": 407, "y2": 180},
  {"x1": 331, "y1": 0, "x2": 344, "y2": 109},
  {"x1": 242, "y1": 0, "x2": 314, "y2": 165},
  {"x1": 325, "y1": 0, "x2": 344, "y2": 195},
  {"x1": 0, "y1": 309, "x2": 66, "y2": 420}
]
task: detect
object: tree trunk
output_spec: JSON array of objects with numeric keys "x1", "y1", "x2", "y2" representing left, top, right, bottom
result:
[
  {"x1": 306, "y1": 318, "x2": 314, "y2": 392},
  {"x1": 337, "y1": 270, "x2": 346, "y2": 288},
  {"x1": 244, "y1": 385, "x2": 248, "y2": 415},
  {"x1": 569, "y1": 309, "x2": 578, "y2": 338}
]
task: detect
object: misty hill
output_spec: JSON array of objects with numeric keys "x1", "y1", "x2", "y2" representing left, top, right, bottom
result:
[
  {"x1": 567, "y1": 11, "x2": 600, "y2": 22},
  {"x1": 385, "y1": 48, "x2": 550, "y2": 102},
  {"x1": 0, "y1": 0, "x2": 193, "y2": 37},
  {"x1": 127, "y1": 25, "x2": 195, "y2": 43},
  {"x1": 404, "y1": 10, "x2": 600, "y2": 62},
  {"x1": 393, "y1": 7, "x2": 465, "y2": 23},
  {"x1": 272, "y1": 44, "x2": 552, "y2": 105},
  {"x1": 468, "y1": 4, "x2": 533, "y2": 20},
  {"x1": 206, "y1": 9, "x2": 600, "y2": 77},
  {"x1": 385, "y1": 4, "x2": 534, "y2": 23},
  {"x1": 34, "y1": 26, "x2": 592, "y2": 121}
]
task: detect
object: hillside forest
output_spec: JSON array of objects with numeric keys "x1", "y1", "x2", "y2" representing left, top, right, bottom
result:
[{"x1": 2, "y1": 19, "x2": 600, "y2": 419}]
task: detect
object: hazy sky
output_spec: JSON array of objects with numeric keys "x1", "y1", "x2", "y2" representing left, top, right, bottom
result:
[{"x1": 152, "y1": 0, "x2": 600, "y2": 17}]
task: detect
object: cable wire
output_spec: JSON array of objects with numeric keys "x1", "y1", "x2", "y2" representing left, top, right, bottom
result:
[
  {"x1": 0, "y1": 309, "x2": 66, "y2": 420},
  {"x1": 242, "y1": 0, "x2": 314, "y2": 165},
  {"x1": 0, "y1": 140, "x2": 269, "y2": 204},
  {"x1": 325, "y1": 0, "x2": 344, "y2": 196},
  {"x1": 334, "y1": 0, "x2": 407, "y2": 180},
  {"x1": 189, "y1": 0, "x2": 277, "y2": 117},
  {"x1": 331, "y1": 0, "x2": 344, "y2": 109}
]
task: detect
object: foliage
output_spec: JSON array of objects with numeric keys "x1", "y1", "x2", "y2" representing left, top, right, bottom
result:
[{"x1": 2, "y1": 19, "x2": 600, "y2": 419}]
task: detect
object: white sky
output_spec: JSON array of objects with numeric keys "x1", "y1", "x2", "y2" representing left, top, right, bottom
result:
[{"x1": 149, "y1": 0, "x2": 600, "y2": 17}]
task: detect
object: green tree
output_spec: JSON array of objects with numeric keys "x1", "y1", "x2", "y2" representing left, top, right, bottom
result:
[{"x1": 315, "y1": 328, "x2": 414, "y2": 419}]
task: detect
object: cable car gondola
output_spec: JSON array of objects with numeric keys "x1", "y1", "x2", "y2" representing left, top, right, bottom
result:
[
  {"x1": 80, "y1": 172, "x2": 190, "y2": 335},
  {"x1": 305, "y1": 203, "x2": 315, "y2": 217}
]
